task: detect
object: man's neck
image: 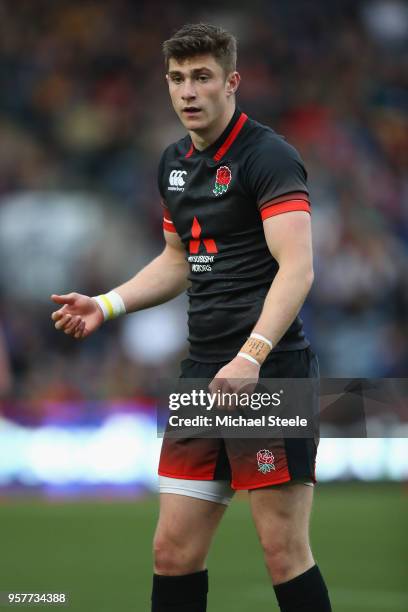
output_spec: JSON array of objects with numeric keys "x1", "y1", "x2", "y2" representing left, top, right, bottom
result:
[{"x1": 189, "y1": 104, "x2": 236, "y2": 151}]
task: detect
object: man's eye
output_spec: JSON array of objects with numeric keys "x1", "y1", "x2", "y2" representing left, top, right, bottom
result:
[
  {"x1": 172, "y1": 76, "x2": 182, "y2": 84},
  {"x1": 198, "y1": 75, "x2": 209, "y2": 82}
]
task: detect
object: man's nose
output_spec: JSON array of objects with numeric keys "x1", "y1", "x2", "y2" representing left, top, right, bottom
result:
[{"x1": 181, "y1": 79, "x2": 196, "y2": 100}]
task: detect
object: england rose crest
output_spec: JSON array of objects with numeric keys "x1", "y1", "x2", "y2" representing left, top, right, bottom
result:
[
  {"x1": 213, "y1": 165, "x2": 232, "y2": 196},
  {"x1": 257, "y1": 449, "x2": 276, "y2": 474}
]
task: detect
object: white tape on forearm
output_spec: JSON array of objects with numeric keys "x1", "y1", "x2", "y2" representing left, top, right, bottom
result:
[
  {"x1": 250, "y1": 332, "x2": 273, "y2": 349},
  {"x1": 237, "y1": 352, "x2": 261, "y2": 366},
  {"x1": 92, "y1": 290, "x2": 126, "y2": 321}
]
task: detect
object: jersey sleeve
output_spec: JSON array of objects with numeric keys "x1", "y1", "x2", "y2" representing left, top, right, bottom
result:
[
  {"x1": 157, "y1": 150, "x2": 177, "y2": 233},
  {"x1": 245, "y1": 136, "x2": 311, "y2": 221},
  {"x1": 162, "y1": 199, "x2": 176, "y2": 233}
]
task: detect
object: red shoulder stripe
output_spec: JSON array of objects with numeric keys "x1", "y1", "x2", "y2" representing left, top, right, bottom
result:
[
  {"x1": 163, "y1": 217, "x2": 177, "y2": 232},
  {"x1": 161, "y1": 199, "x2": 177, "y2": 232},
  {"x1": 261, "y1": 200, "x2": 311, "y2": 221},
  {"x1": 259, "y1": 192, "x2": 309, "y2": 211}
]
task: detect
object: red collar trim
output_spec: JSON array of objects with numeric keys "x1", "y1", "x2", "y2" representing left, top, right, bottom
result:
[
  {"x1": 184, "y1": 112, "x2": 248, "y2": 160},
  {"x1": 213, "y1": 112, "x2": 248, "y2": 161}
]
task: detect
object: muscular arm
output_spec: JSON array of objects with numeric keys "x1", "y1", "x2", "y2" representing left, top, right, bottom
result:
[
  {"x1": 252, "y1": 210, "x2": 314, "y2": 345},
  {"x1": 114, "y1": 230, "x2": 189, "y2": 312}
]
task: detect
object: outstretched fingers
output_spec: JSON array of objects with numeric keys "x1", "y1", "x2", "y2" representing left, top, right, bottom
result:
[{"x1": 50, "y1": 293, "x2": 88, "y2": 339}]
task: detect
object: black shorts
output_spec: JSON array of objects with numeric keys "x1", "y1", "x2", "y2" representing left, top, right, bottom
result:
[{"x1": 159, "y1": 348, "x2": 319, "y2": 490}]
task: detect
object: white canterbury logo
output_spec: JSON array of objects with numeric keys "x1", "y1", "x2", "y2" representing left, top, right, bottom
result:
[
  {"x1": 170, "y1": 170, "x2": 186, "y2": 186},
  {"x1": 168, "y1": 170, "x2": 187, "y2": 191}
]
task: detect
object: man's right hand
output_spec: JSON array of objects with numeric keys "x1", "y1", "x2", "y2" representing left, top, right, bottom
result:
[{"x1": 50, "y1": 293, "x2": 104, "y2": 339}]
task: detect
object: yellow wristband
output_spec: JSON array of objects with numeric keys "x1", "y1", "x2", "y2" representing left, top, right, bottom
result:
[{"x1": 92, "y1": 291, "x2": 126, "y2": 321}]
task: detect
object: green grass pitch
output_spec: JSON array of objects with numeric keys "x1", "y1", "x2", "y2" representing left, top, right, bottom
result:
[{"x1": 0, "y1": 483, "x2": 406, "y2": 611}]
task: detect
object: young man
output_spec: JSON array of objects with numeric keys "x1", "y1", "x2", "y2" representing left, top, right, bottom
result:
[{"x1": 51, "y1": 24, "x2": 331, "y2": 612}]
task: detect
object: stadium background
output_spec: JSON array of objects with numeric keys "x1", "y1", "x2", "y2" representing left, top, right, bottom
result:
[{"x1": 0, "y1": 0, "x2": 406, "y2": 610}]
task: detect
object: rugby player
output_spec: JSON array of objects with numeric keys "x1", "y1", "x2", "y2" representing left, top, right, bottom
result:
[{"x1": 51, "y1": 23, "x2": 332, "y2": 612}]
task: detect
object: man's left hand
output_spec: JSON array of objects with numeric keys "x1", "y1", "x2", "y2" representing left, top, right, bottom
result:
[{"x1": 208, "y1": 355, "x2": 260, "y2": 409}]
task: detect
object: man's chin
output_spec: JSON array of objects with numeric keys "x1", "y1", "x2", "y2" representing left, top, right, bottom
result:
[{"x1": 180, "y1": 114, "x2": 207, "y2": 131}]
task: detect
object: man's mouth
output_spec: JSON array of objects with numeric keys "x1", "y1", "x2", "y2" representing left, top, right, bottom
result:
[{"x1": 182, "y1": 107, "x2": 201, "y2": 115}]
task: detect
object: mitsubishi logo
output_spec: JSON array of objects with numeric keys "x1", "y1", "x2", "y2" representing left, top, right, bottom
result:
[{"x1": 189, "y1": 217, "x2": 218, "y2": 254}]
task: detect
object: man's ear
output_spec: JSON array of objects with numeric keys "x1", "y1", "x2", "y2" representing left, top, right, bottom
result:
[
  {"x1": 165, "y1": 74, "x2": 170, "y2": 84},
  {"x1": 226, "y1": 71, "x2": 241, "y2": 96}
]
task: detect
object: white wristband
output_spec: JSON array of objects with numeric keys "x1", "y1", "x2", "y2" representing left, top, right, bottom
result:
[
  {"x1": 92, "y1": 290, "x2": 126, "y2": 321},
  {"x1": 237, "y1": 352, "x2": 261, "y2": 366},
  {"x1": 250, "y1": 332, "x2": 273, "y2": 349}
]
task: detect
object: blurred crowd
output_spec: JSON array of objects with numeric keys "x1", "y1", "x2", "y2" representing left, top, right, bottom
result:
[{"x1": 0, "y1": 0, "x2": 407, "y2": 407}]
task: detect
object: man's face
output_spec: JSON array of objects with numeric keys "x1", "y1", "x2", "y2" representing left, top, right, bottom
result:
[{"x1": 166, "y1": 54, "x2": 238, "y2": 133}]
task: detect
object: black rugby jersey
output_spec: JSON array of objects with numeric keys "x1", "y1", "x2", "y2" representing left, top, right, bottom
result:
[{"x1": 158, "y1": 107, "x2": 311, "y2": 362}]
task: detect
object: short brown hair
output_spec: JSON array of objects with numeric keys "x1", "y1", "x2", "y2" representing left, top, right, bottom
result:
[{"x1": 162, "y1": 23, "x2": 237, "y2": 76}]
